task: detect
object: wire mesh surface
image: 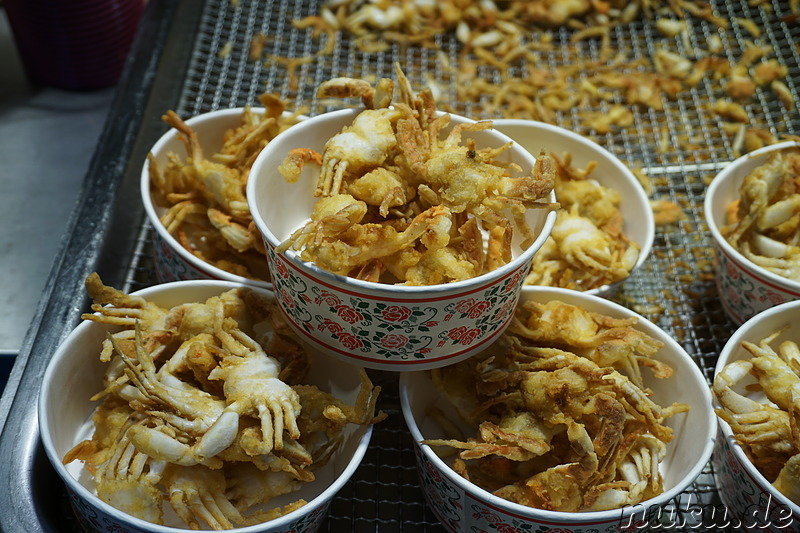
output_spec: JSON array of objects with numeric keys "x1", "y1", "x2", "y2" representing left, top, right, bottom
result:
[{"x1": 111, "y1": 0, "x2": 800, "y2": 530}]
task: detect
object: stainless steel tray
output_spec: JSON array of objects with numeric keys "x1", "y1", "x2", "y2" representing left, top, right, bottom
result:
[{"x1": 2, "y1": 0, "x2": 799, "y2": 530}]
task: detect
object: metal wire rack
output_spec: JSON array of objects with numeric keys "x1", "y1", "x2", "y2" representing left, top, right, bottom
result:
[
  {"x1": 5, "y1": 0, "x2": 800, "y2": 531},
  {"x1": 101, "y1": 0, "x2": 800, "y2": 531}
]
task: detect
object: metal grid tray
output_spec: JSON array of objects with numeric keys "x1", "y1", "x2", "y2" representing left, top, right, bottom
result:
[{"x1": 2, "y1": 0, "x2": 800, "y2": 531}]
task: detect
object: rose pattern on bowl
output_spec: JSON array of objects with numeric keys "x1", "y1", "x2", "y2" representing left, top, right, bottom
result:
[
  {"x1": 267, "y1": 244, "x2": 528, "y2": 367},
  {"x1": 151, "y1": 229, "x2": 216, "y2": 283},
  {"x1": 67, "y1": 484, "x2": 140, "y2": 533},
  {"x1": 67, "y1": 478, "x2": 331, "y2": 533},
  {"x1": 713, "y1": 427, "x2": 799, "y2": 532},
  {"x1": 712, "y1": 242, "x2": 800, "y2": 325},
  {"x1": 414, "y1": 445, "x2": 650, "y2": 533}
]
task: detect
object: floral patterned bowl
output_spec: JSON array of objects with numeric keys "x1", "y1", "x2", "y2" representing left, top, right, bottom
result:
[
  {"x1": 142, "y1": 107, "x2": 302, "y2": 289},
  {"x1": 38, "y1": 280, "x2": 373, "y2": 533},
  {"x1": 247, "y1": 108, "x2": 557, "y2": 371},
  {"x1": 704, "y1": 141, "x2": 800, "y2": 325},
  {"x1": 400, "y1": 287, "x2": 716, "y2": 533},
  {"x1": 493, "y1": 119, "x2": 654, "y2": 298},
  {"x1": 712, "y1": 299, "x2": 800, "y2": 532}
]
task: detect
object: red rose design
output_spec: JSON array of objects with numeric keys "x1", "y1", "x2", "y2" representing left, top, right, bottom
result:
[
  {"x1": 454, "y1": 298, "x2": 475, "y2": 314},
  {"x1": 766, "y1": 291, "x2": 784, "y2": 305},
  {"x1": 505, "y1": 270, "x2": 523, "y2": 292},
  {"x1": 278, "y1": 289, "x2": 295, "y2": 309},
  {"x1": 319, "y1": 290, "x2": 341, "y2": 307},
  {"x1": 383, "y1": 305, "x2": 412, "y2": 322},
  {"x1": 424, "y1": 321, "x2": 438, "y2": 327},
  {"x1": 725, "y1": 258, "x2": 740, "y2": 280},
  {"x1": 335, "y1": 304, "x2": 363, "y2": 324},
  {"x1": 426, "y1": 461, "x2": 442, "y2": 482},
  {"x1": 419, "y1": 347, "x2": 431, "y2": 354},
  {"x1": 495, "y1": 524, "x2": 521, "y2": 533},
  {"x1": 474, "y1": 509, "x2": 501, "y2": 523},
  {"x1": 161, "y1": 241, "x2": 173, "y2": 259},
  {"x1": 494, "y1": 301, "x2": 512, "y2": 321},
  {"x1": 274, "y1": 257, "x2": 289, "y2": 278},
  {"x1": 381, "y1": 334, "x2": 409, "y2": 349},
  {"x1": 337, "y1": 332, "x2": 363, "y2": 350},
  {"x1": 319, "y1": 318, "x2": 344, "y2": 335},
  {"x1": 467, "y1": 300, "x2": 490, "y2": 319},
  {"x1": 727, "y1": 288, "x2": 740, "y2": 305},
  {"x1": 460, "y1": 328, "x2": 481, "y2": 345},
  {"x1": 727, "y1": 450, "x2": 741, "y2": 474},
  {"x1": 447, "y1": 326, "x2": 467, "y2": 341}
]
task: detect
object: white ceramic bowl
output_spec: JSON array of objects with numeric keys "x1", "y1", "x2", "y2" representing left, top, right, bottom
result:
[
  {"x1": 247, "y1": 108, "x2": 557, "y2": 371},
  {"x1": 400, "y1": 287, "x2": 716, "y2": 533},
  {"x1": 712, "y1": 299, "x2": 800, "y2": 532},
  {"x1": 493, "y1": 119, "x2": 654, "y2": 297},
  {"x1": 39, "y1": 280, "x2": 373, "y2": 533},
  {"x1": 705, "y1": 141, "x2": 800, "y2": 325},
  {"x1": 142, "y1": 107, "x2": 299, "y2": 289}
]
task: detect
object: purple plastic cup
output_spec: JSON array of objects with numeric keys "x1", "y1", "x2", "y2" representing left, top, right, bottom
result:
[{"x1": 4, "y1": 0, "x2": 145, "y2": 90}]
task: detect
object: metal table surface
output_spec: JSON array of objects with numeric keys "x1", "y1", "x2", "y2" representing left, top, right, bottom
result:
[{"x1": 1, "y1": 0, "x2": 799, "y2": 531}]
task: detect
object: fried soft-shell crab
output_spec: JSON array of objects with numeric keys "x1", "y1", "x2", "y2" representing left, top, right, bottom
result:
[
  {"x1": 64, "y1": 273, "x2": 385, "y2": 530},
  {"x1": 423, "y1": 299, "x2": 688, "y2": 512},
  {"x1": 278, "y1": 64, "x2": 557, "y2": 285}
]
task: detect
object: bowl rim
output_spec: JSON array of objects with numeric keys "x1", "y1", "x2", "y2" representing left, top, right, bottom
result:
[
  {"x1": 491, "y1": 118, "x2": 655, "y2": 298},
  {"x1": 713, "y1": 298, "x2": 800, "y2": 517},
  {"x1": 399, "y1": 286, "x2": 716, "y2": 523},
  {"x1": 704, "y1": 140, "x2": 800, "y2": 294},
  {"x1": 247, "y1": 107, "x2": 558, "y2": 294},
  {"x1": 38, "y1": 279, "x2": 373, "y2": 532},
  {"x1": 141, "y1": 106, "x2": 283, "y2": 290}
]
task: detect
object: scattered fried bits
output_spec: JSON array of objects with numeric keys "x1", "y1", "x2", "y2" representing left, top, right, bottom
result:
[
  {"x1": 148, "y1": 94, "x2": 305, "y2": 282},
  {"x1": 64, "y1": 273, "x2": 384, "y2": 530},
  {"x1": 650, "y1": 198, "x2": 686, "y2": 227},
  {"x1": 722, "y1": 146, "x2": 800, "y2": 281},
  {"x1": 423, "y1": 299, "x2": 688, "y2": 512},
  {"x1": 713, "y1": 328, "x2": 800, "y2": 503},
  {"x1": 277, "y1": 64, "x2": 557, "y2": 285},
  {"x1": 524, "y1": 153, "x2": 640, "y2": 291}
]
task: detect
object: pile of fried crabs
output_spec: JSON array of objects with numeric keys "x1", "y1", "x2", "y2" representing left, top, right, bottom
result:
[
  {"x1": 723, "y1": 146, "x2": 800, "y2": 282},
  {"x1": 424, "y1": 299, "x2": 689, "y2": 512},
  {"x1": 64, "y1": 273, "x2": 385, "y2": 529},
  {"x1": 275, "y1": 64, "x2": 638, "y2": 289},
  {"x1": 277, "y1": 64, "x2": 558, "y2": 285},
  {"x1": 714, "y1": 329, "x2": 800, "y2": 505},
  {"x1": 148, "y1": 95, "x2": 305, "y2": 282}
]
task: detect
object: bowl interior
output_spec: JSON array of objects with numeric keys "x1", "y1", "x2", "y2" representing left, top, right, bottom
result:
[
  {"x1": 401, "y1": 286, "x2": 715, "y2": 519},
  {"x1": 713, "y1": 299, "x2": 800, "y2": 515},
  {"x1": 705, "y1": 141, "x2": 800, "y2": 286},
  {"x1": 714, "y1": 298, "x2": 800, "y2": 377},
  {"x1": 39, "y1": 281, "x2": 371, "y2": 531},
  {"x1": 249, "y1": 109, "x2": 556, "y2": 264},
  {"x1": 141, "y1": 108, "x2": 279, "y2": 287},
  {"x1": 492, "y1": 119, "x2": 654, "y2": 273}
]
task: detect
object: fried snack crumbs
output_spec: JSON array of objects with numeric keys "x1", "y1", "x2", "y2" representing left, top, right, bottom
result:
[
  {"x1": 64, "y1": 273, "x2": 383, "y2": 530},
  {"x1": 713, "y1": 328, "x2": 800, "y2": 503},
  {"x1": 650, "y1": 198, "x2": 686, "y2": 227},
  {"x1": 148, "y1": 94, "x2": 305, "y2": 282},
  {"x1": 277, "y1": 64, "x2": 557, "y2": 285},
  {"x1": 423, "y1": 299, "x2": 688, "y2": 512},
  {"x1": 524, "y1": 152, "x2": 640, "y2": 291},
  {"x1": 721, "y1": 146, "x2": 800, "y2": 282}
]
